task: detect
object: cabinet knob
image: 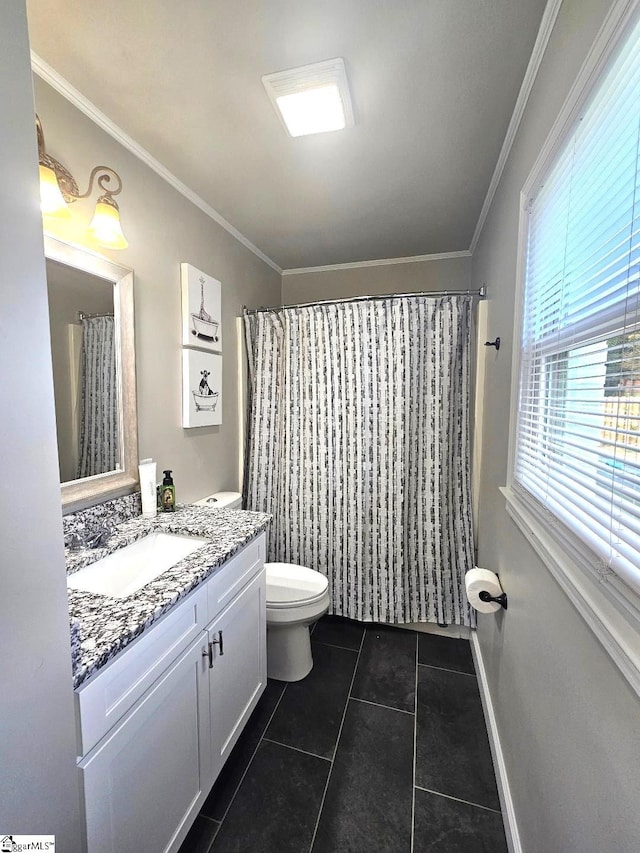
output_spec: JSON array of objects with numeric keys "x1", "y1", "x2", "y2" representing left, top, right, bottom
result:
[{"x1": 202, "y1": 643, "x2": 213, "y2": 668}]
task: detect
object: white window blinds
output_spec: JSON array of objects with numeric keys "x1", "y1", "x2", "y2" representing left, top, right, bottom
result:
[{"x1": 516, "y1": 15, "x2": 640, "y2": 595}]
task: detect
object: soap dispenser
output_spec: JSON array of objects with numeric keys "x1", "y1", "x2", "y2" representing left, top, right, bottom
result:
[{"x1": 161, "y1": 470, "x2": 176, "y2": 512}]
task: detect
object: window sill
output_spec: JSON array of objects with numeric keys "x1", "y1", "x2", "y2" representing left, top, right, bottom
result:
[{"x1": 501, "y1": 485, "x2": 640, "y2": 699}]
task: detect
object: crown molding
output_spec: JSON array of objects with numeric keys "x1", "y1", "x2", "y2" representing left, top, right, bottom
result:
[
  {"x1": 468, "y1": 0, "x2": 563, "y2": 255},
  {"x1": 31, "y1": 53, "x2": 283, "y2": 275},
  {"x1": 31, "y1": 0, "x2": 564, "y2": 278},
  {"x1": 281, "y1": 250, "x2": 471, "y2": 276}
]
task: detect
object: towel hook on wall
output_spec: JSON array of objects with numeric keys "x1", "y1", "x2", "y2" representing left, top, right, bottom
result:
[{"x1": 484, "y1": 337, "x2": 500, "y2": 351}]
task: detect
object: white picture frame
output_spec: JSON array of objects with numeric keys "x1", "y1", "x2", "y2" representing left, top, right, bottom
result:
[
  {"x1": 181, "y1": 262, "x2": 222, "y2": 352},
  {"x1": 182, "y1": 349, "x2": 222, "y2": 427}
]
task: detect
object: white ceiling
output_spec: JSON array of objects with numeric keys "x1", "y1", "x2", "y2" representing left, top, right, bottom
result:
[{"x1": 26, "y1": 0, "x2": 549, "y2": 271}]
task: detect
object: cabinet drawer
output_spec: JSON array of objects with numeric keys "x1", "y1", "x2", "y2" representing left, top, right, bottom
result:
[
  {"x1": 76, "y1": 584, "x2": 208, "y2": 756},
  {"x1": 206, "y1": 533, "x2": 264, "y2": 616}
]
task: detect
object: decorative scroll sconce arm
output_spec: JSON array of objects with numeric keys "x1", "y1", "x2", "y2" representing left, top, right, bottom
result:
[{"x1": 75, "y1": 166, "x2": 124, "y2": 203}]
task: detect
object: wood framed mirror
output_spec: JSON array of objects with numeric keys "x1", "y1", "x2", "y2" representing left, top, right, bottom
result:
[{"x1": 44, "y1": 236, "x2": 138, "y2": 511}]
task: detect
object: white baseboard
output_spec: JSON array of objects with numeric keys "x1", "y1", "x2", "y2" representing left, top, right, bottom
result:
[{"x1": 470, "y1": 631, "x2": 522, "y2": 853}]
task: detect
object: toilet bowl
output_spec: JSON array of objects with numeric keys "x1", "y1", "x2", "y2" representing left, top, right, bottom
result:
[{"x1": 265, "y1": 562, "x2": 329, "y2": 682}]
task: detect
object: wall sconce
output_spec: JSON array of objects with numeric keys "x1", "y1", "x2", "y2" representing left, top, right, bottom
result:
[{"x1": 36, "y1": 114, "x2": 128, "y2": 250}]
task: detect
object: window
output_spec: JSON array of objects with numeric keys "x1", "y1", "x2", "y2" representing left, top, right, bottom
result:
[{"x1": 514, "y1": 13, "x2": 640, "y2": 596}]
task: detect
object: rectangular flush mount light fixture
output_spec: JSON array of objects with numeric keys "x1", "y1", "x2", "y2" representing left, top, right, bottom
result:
[{"x1": 262, "y1": 58, "x2": 354, "y2": 137}]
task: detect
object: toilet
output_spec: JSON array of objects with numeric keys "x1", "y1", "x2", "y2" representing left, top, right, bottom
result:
[
  {"x1": 264, "y1": 561, "x2": 329, "y2": 682},
  {"x1": 195, "y1": 492, "x2": 329, "y2": 682}
]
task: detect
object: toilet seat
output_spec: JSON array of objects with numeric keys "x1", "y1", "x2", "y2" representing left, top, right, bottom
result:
[{"x1": 265, "y1": 562, "x2": 328, "y2": 608}]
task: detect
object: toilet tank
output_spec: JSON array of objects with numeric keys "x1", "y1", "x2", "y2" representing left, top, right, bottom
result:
[{"x1": 194, "y1": 491, "x2": 242, "y2": 509}]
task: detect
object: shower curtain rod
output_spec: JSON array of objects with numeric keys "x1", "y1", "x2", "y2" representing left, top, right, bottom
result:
[
  {"x1": 243, "y1": 284, "x2": 486, "y2": 315},
  {"x1": 77, "y1": 311, "x2": 115, "y2": 321}
]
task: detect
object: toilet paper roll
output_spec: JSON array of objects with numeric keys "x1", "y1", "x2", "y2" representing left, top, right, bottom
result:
[{"x1": 465, "y1": 568, "x2": 504, "y2": 614}]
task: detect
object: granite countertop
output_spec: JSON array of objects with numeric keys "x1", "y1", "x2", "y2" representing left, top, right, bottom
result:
[{"x1": 68, "y1": 504, "x2": 271, "y2": 690}]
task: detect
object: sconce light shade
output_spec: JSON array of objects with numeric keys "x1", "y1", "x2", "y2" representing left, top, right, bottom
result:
[
  {"x1": 36, "y1": 114, "x2": 128, "y2": 250},
  {"x1": 39, "y1": 163, "x2": 71, "y2": 218},
  {"x1": 87, "y1": 197, "x2": 128, "y2": 250}
]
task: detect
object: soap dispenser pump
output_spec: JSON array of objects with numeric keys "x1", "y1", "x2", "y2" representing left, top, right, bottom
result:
[{"x1": 161, "y1": 470, "x2": 176, "y2": 512}]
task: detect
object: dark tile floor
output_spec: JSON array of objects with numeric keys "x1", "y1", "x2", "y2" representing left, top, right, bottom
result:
[{"x1": 179, "y1": 618, "x2": 508, "y2": 853}]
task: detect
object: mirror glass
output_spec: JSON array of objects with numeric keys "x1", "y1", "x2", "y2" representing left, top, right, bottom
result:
[
  {"x1": 47, "y1": 260, "x2": 117, "y2": 483},
  {"x1": 44, "y1": 236, "x2": 138, "y2": 511}
]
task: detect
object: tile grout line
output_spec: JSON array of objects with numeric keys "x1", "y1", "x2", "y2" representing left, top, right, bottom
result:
[
  {"x1": 410, "y1": 632, "x2": 418, "y2": 853},
  {"x1": 414, "y1": 785, "x2": 503, "y2": 815},
  {"x1": 262, "y1": 736, "x2": 332, "y2": 762},
  {"x1": 350, "y1": 695, "x2": 414, "y2": 716},
  {"x1": 313, "y1": 639, "x2": 361, "y2": 653},
  {"x1": 307, "y1": 627, "x2": 366, "y2": 853},
  {"x1": 213, "y1": 682, "x2": 290, "y2": 828},
  {"x1": 202, "y1": 814, "x2": 220, "y2": 853},
  {"x1": 417, "y1": 661, "x2": 476, "y2": 677}
]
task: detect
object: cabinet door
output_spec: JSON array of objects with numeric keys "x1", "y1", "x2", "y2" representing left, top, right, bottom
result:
[
  {"x1": 207, "y1": 567, "x2": 266, "y2": 776},
  {"x1": 79, "y1": 636, "x2": 212, "y2": 853}
]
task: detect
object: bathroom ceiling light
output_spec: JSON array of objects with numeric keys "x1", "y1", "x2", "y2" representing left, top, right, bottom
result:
[
  {"x1": 36, "y1": 114, "x2": 128, "y2": 249},
  {"x1": 262, "y1": 58, "x2": 354, "y2": 138}
]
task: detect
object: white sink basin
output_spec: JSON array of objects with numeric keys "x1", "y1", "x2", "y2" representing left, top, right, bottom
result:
[{"x1": 67, "y1": 531, "x2": 208, "y2": 599}]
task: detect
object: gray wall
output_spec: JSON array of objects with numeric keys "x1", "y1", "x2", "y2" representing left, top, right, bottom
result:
[
  {"x1": 471, "y1": 1, "x2": 640, "y2": 850},
  {"x1": 0, "y1": 3, "x2": 82, "y2": 846},
  {"x1": 34, "y1": 77, "x2": 282, "y2": 505},
  {"x1": 281, "y1": 254, "x2": 471, "y2": 303}
]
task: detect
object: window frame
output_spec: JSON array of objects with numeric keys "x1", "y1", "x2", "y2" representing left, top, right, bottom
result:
[{"x1": 505, "y1": 0, "x2": 640, "y2": 699}]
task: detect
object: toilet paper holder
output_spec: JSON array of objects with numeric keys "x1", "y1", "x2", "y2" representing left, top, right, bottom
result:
[{"x1": 478, "y1": 585, "x2": 508, "y2": 610}]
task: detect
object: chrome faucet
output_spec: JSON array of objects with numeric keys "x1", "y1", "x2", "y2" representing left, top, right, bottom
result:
[{"x1": 65, "y1": 522, "x2": 114, "y2": 550}]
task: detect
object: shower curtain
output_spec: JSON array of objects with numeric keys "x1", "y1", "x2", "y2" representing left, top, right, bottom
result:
[
  {"x1": 77, "y1": 315, "x2": 118, "y2": 478},
  {"x1": 243, "y1": 295, "x2": 475, "y2": 626}
]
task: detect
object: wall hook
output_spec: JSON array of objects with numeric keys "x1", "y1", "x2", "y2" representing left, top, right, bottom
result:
[{"x1": 484, "y1": 337, "x2": 500, "y2": 351}]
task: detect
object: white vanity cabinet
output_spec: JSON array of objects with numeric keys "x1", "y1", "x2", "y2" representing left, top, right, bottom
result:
[{"x1": 74, "y1": 533, "x2": 266, "y2": 853}]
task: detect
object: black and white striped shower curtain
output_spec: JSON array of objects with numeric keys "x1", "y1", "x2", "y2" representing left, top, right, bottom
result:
[
  {"x1": 77, "y1": 315, "x2": 118, "y2": 479},
  {"x1": 243, "y1": 295, "x2": 475, "y2": 626}
]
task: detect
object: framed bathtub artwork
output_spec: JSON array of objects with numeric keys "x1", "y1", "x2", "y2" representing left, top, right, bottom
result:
[
  {"x1": 182, "y1": 349, "x2": 222, "y2": 427},
  {"x1": 181, "y1": 262, "x2": 222, "y2": 352}
]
